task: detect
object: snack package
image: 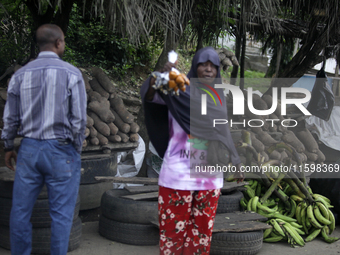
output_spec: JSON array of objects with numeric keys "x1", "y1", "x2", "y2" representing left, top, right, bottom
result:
[{"x1": 151, "y1": 50, "x2": 190, "y2": 96}]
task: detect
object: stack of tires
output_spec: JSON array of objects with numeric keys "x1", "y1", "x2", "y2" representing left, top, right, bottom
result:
[
  {"x1": 0, "y1": 180, "x2": 82, "y2": 253},
  {"x1": 79, "y1": 155, "x2": 117, "y2": 210},
  {"x1": 210, "y1": 189, "x2": 263, "y2": 255},
  {"x1": 98, "y1": 189, "x2": 159, "y2": 245}
]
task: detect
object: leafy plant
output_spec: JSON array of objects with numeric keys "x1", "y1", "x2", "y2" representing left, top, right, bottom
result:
[{"x1": 63, "y1": 3, "x2": 157, "y2": 78}]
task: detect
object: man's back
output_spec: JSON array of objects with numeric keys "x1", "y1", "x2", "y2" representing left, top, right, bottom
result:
[
  {"x1": 2, "y1": 24, "x2": 87, "y2": 255},
  {"x1": 3, "y1": 51, "x2": 86, "y2": 153}
]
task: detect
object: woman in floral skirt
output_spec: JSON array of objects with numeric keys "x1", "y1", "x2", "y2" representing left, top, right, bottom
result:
[{"x1": 140, "y1": 47, "x2": 244, "y2": 255}]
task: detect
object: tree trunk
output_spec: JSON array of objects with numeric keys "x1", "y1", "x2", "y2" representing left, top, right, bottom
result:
[
  {"x1": 239, "y1": 33, "x2": 246, "y2": 90},
  {"x1": 54, "y1": 0, "x2": 75, "y2": 35},
  {"x1": 264, "y1": 18, "x2": 335, "y2": 95},
  {"x1": 196, "y1": 26, "x2": 204, "y2": 52},
  {"x1": 25, "y1": 0, "x2": 75, "y2": 59},
  {"x1": 275, "y1": 40, "x2": 283, "y2": 77},
  {"x1": 230, "y1": 31, "x2": 241, "y2": 85},
  {"x1": 154, "y1": 29, "x2": 178, "y2": 71},
  {"x1": 333, "y1": 64, "x2": 339, "y2": 96}
]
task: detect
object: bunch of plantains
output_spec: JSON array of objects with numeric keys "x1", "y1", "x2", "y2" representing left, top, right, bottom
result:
[{"x1": 229, "y1": 130, "x2": 339, "y2": 248}]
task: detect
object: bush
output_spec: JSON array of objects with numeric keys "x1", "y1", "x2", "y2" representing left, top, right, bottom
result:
[{"x1": 64, "y1": 4, "x2": 157, "y2": 78}]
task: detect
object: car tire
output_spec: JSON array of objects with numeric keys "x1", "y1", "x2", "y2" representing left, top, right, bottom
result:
[
  {"x1": 80, "y1": 156, "x2": 117, "y2": 184},
  {"x1": 79, "y1": 182, "x2": 113, "y2": 210},
  {"x1": 101, "y1": 189, "x2": 158, "y2": 224},
  {"x1": 98, "y1": 215, "x2": 159, "y2": 246},
  {"x1": 0, "y1": 217, "x2": 82, "y2": 253},
  {"x1": 210, "y1": 230, "x2": 263, "y2": 255},
  {"x1": 216, "y1": 190, "x2": 243, "y2": 214},
  {"x1": 0, "y1": 196, "x2": 80, "y2": 228}
]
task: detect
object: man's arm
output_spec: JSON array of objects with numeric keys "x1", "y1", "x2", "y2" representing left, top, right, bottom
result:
[
  {"x1": 69, "y1": 73, "x2": 87, "y2": 154},
  {"x1": 2, "y1": 76, "x2": 20, "y2": 170}
]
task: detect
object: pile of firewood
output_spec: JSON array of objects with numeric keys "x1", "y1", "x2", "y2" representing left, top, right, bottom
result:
[{"x1": 82, "y1": 67, "x2": 140, "y2": 149}]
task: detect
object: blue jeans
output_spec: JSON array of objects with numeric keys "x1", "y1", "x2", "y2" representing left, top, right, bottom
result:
[{"x1": 10, "y1": 138, "x2": 81, "y2": 255}]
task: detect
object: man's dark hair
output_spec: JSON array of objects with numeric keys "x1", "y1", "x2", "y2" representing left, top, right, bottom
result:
[{"x1": 35, "y1": 24, "x2": 63, "y2": 48}]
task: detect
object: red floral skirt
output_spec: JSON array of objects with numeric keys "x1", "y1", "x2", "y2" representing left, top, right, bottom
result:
[{"x1": 158, "y1": 186, "x2": 220, "y2": 255}]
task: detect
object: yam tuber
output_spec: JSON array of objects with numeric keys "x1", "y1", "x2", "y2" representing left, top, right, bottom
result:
[
  {"x1": 88, "y1": 111, "x2": 110, "y2": 136},
  {"x1": 129, "y1": 133, "x2": 139, "y2": 142},
  {"x1": 268, "y1": 125, "x2": 277, "y2": 132},
  {"x1": 89, "y1": 77, "x2": 109, "y2": 99},
  {"x1": 261, "y1": 95, "x2": 273, "y2": 108},
  {"x1": 111, "y1": 108, "x2": 131, "y2": 133},
  {"x1": 88, "y1": 97, "x2": 115, "y2": 123},
  {"x1": 250, "y1": 126, "x2": 262, "y2": 134},
  {"x1": 81, "y1": 71, "x2": 92, "y2": 93},
  {"x1": 281, "y1": 130, "x2": 305, "y2": 153},
  {"x1": 96, "y1": 132, "x2": 109, "y2": 145},
  {"x1": 88, "y1": 91, "x2": 104, "y2": 102},
  {"x1": 315, "y1": 149, "x2": 326, "y2": 163},
  {"x1": 84, "y1": 128, "x2": 90, "y2": 138},
  {"x1": 256, "y1": 131, "x2": 277, "y2": 146},
  {"x1": 108, "y1": 122, "x2": 119, "y2": 135},
  {"x1": 130, "y1": 122, "x2": 140, "y2": 133},
  {"x1": 277, "y1": 125, "x2": 288, "y2": 133},
  {"x1": 304, "y1": 150, "x2": 318, "y2": 161},
  {"x1": 252, "y1": 94, "x2": 269, "y2": 111},
  {"x1": 110, "y1": 97, "x2": 134, "y2": 124},
  {"x1": 89, "y1": 126, "x2": 97, "y2": 138},
  {"x1": 269, "y1": 113, "x2": 279, "y2": 119},
  {"x1": 295, "y1": 128, "x2": 319, "y2": 153},
  {"x1": 108, "y1": 135, "x2": 121, "y2": 143},
  {"x1": 90, "y1": 137, "x2": 100, "y2": 146},
  {"x1": 250, "y1": 132, "x2": 265, "y2": 152},
  {"x1": 91, "y1": 67, "x2": 116, "y2": 93},
  {"x1": 82, "y1": 139, "x2": 88, "y2": 148},
  {"x1": 117, "y1": 131, "x2": 129, "y2": 143},
  {"x1": 280, "y1": 150, "x2": 288, "y2": 161},
  {"x1": 269, "y1": 150, "x2": 281, "y2": 160},
  {"x1": 86, "y1": 114, "x2": 94, "y2": 127}
]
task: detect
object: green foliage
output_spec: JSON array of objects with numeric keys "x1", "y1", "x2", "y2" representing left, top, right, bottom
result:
[
  {"x1": 221, "y1": 68, "x2": 270, "y2": 94},
  {"x1": 263, "y1": 36, "x2": 295, "y2": 78},
  {"x1": 63, "y1": 4, "x2": 157, "y2": 78},
  {"x1": 0, "y1": 2, "x2": 33, "y2": 74}
]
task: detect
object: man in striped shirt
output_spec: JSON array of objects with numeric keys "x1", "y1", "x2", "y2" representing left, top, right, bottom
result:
[{"x1": 1, "y1": 24, "x2": 87, "y2": 255}]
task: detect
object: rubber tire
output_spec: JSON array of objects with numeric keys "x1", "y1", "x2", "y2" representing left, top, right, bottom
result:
[
  {"x1": 0, "y1": 196, "x2": 80, "y2": 228},
  {"x1": 79, "y1": 182, "x2": 113, "y2": 210},
  {"x1": 98, "y1": 215, "x2": 159, "y2": 246},
  {"x1": 210, "y1": 230, "x2": 263, "y2": 255},
  {"x1": 216, "y1": 190, "x2": 243, "y2": 214},
  {"x1": 80, "y1": 156, "x2": 117, "y2": 184},
  {"x1": 0, "y1": 217, "x2": 82, "y2": 253},
  {"x1": 101, "y1": 189, "x2": 158, "y2": 224},
  {"x1": 0, "y1": 181, "x2": 49, "y2": 199}
]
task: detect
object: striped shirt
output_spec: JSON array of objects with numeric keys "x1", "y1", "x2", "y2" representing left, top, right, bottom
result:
[{"x1": 1, "y1": 51, "x2": 87, "y2": 153}]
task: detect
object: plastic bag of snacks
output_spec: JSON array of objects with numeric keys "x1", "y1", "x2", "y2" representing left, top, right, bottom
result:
[{"x1": 151, "y1": 51, "x2": 190, "y2": 96}]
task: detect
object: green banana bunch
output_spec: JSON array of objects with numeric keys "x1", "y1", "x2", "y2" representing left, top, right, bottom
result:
[
  {"x1": 321, "y1": 226, "x2": 340, "y2": 243},
  {"x1": 282, "y1": 223, "x2": 305, "y2": 247},
  {"x1": 244, "y1": 185, "x2": 255, "y2": 199},
  {"x1": 305, "y1": 228, "x2": 321, "y2": 242},
  {"x1": 240, "y1": 178, "x2": 339, "y2": 246}
]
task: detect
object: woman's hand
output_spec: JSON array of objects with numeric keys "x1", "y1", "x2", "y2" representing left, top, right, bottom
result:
[
  {"x1": 146, "y1": 61, "x2": 177, "y2": 101},
  {"x1": 160, "y1": 61, "x2": 176, "y2": 73},
  {"x1": 234, "y1": 163, "x2": 245, "y2": 183}
]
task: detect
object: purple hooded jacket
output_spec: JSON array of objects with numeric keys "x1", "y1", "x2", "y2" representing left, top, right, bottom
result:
[{"x1": 140, "y1": 47, "x2": 241, "y2": 166}]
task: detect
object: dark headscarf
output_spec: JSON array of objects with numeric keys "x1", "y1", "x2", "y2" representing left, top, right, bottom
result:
[{"x1": 140, "y1": 47, "x2": 241, "y2": 165}]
